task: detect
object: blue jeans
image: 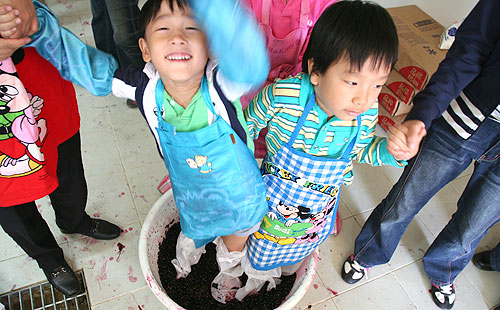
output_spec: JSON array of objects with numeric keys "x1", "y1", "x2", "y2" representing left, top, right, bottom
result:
[
  {"x1": 354, "y1": 117, "x2": 500, "y2": 286},
  {"x1": 90, "y1": 0, "x2": 143, "y2": 67}
]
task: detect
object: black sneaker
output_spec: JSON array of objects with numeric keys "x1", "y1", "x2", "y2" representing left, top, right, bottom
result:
[
  {"x1": 430, "y1": 283, "x2": 455, "y2": 309},
  {"x1": 341, "y1": 254, "x2": 366, "y2": 284}
]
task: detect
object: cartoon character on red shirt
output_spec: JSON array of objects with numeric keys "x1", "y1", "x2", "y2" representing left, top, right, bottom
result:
[{"x1": 0, "y1": 58, "x2": 47, "y2": 177}]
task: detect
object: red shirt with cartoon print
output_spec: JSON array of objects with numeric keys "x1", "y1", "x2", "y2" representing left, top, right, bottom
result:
[{"x1": 0, "y1": 47, "x2": 80, "y2": 206}]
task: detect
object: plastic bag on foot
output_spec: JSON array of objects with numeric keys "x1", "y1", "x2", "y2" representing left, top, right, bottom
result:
[
  {"x1": 211, "y1": 237, "x2": 246, "y2": 303},
  {"x1": 171, "y1": 231, "x2": 206, "y2": 279},
  {"x1": 235, "y1": 253, "x2": 281, "y2": 301}
]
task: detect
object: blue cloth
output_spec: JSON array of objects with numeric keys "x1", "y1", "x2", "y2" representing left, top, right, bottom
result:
[
  {"x1": 90, "y1": 0, "x2": 143, "y2": 67},
  {"x1": 28, "y1": 1, "x2": 117, "y2": 96},
  {"x1": 353, "y1": 117, "x2": 500, "y2": 286},
  {"x1": 154, "y1": 77, "x2": 267, "y2": 248},
  {"x1": 187, "y1": 0, "x2": 269, "y2": 86},
  {"x1": 406, "y1": 0, "x2": 500, "y2": 130}
]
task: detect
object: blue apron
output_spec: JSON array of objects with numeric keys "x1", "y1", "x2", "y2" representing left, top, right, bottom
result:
[
  {"x1": 154, "y1": 77, "x2": 268, "y2": 248},
  {"x1": 247, "y1": 94, "x2": 361, "y2": 270}
]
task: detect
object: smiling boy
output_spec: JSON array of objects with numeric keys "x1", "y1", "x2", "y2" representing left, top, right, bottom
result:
[{"x1": 10, "y1": 0, "x2": 270, "y2": 303}]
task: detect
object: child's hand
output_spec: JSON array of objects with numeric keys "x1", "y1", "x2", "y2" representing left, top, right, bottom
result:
[
  {"x1": 0, "y1": 6, "x2": 21, "y2": 37},
  {"x1": 386, "y1": 124, "x2": 411, "y2": 160},
  {"x1": 0, "y1": 0, "x2": 37, "y2": 39},
  {"x1": 386, "y1": 120, "x2": 426, "y2": 160}
]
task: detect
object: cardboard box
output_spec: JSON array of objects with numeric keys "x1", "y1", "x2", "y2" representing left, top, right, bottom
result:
[
  {"x1": 387, "y1": 5, "x2": 447, "y2": 90},
  {"x1": 385, "y1": 70, "x2": 415, "y2": 105},
  {"x1": 378, "y1": 106, "x2": 407, "y2": 133},
  {"x1": 378, "y1": 85, "x2": 413, "y2": 116}
]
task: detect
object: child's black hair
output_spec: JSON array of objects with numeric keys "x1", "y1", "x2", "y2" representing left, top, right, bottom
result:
[
  {"x1": 139, "y1": 0, "x2": 188, "y2": 38},
  {"x1": 302, "y1": 1, "x2": 398, "y2": 75}
]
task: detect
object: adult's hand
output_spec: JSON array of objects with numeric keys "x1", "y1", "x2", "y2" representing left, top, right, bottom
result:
[
  {"x1": 0, "y1": 36, "x2": 31, "y2": 61},
  {"x1": 0, "y1": 0, "x2": 37, "y2": 38}
]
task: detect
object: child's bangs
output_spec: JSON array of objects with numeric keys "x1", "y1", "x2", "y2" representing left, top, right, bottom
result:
[{"x1": 167, "y1": 0, "x2": 188, "y2": 12}]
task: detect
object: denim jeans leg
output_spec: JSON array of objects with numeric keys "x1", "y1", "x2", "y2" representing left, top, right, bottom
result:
[
  {"x1": 104, "y1": 0, "x2": 142, "y2": 67},
  {"x1": 90, "y1": 0, "x2": 116, "y2": 59},
  {"x1": 490, "y1": 242, "x2": 500, "y2": 272},
  {"x1": 354, "y1": 119, "x2": 472, "y2": 268},
  {"x1": 423, "y1": 121, "x2": 500, "y2": 284}
]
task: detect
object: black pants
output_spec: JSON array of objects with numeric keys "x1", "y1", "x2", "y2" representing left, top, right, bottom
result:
[{"x1": 0, "y1": 132, "x2": 92, "y2": 271}]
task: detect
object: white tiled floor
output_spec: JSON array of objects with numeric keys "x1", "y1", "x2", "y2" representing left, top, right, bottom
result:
[{"x1": 0, "y1": 0, "x2": 499, "y2": 309}]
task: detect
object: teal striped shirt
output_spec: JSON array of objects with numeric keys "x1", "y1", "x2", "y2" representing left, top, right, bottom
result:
[{"x1": 244, "y1": 73, "x2": 405, "y2": 185}]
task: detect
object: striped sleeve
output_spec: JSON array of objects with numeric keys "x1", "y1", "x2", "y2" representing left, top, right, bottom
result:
[
  {"x1": 244, "y1": 82, "x2": 276, "y2": 140},
  {"x1": 351, "y1": 107, "x2": 406, "y2": 167}
]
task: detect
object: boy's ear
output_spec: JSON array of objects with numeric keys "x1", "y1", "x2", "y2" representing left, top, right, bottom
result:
[
  {"x1": 139, "y1": 38, "x2": 151, "y2": 63},
  {"x1": 308, "y1": 59, "x2": 320, "y2": 86}
]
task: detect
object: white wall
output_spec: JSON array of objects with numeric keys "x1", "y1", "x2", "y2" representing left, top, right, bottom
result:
[
  {"x1": 372, "y1": 0, "x2": 478, "y2": 26},
  {"x1": 415, "y1": 0, "x2": 477, "y2": 26}
]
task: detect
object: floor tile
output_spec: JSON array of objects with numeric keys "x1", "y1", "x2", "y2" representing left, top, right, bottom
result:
[
  {"x1": 292, "y1": 274, "x2": 334, "y2": 310},
  {"x1": 126, "y1": 163, "x2": 167, "y2": 224},
  {"x1": 92, "y1": 287, "x2": 166, "y2": 310},
  {"x1": 380, "y1": 163, "x2": 404, "y2": 184},
  {"x1": 0, "y1": 255, "x2": 45, "y2": 294},
  {"x1": 352, "y1": 211, "x2": 434, "y2": 279},
  {"x1": 336, "y1": 195, "x2": 353, "y2": 220},
  {"x1": 333, "y1": 274, "x2": 417, "y2": 310},
  {"x1": 314, "y1": 217, "x2": 367, "y2": 295},
  {"x1": 463, "y1": 258, "x2": 500, "y2": 308},
  {"x1": 77, "y1": 93, "x2": 112, "y2": 135},
  {"x1": 341, "y1": 163, "x2": 400, "y2": 216},
  {"x1": 394, "y1": 261, "x2": 489, "y2": 310},
  {"x1": 34, "y1": 196, "x2": 72, "y2": 244},
  {"x1": 80, "y1": 128, "x2": 124, "y2": 177},
  {"x1": 0, "y1": 230, "x2": 24, "y2": 263},
  {"x1": 84, "y1": 171, "x2": 140, "y2": 228},
  {"x1": 415, "y1": 185, "x2": 460, "y2": 237},
  {"x1": 0, "y1": 242, "x2": 70, "y2": 294},
  {"x1": 112, "y1": 121, "x2": 163, "y2": 171},
  {"x1": 296, "y1": 298, "x2": 339, "y2": 310},
  {"x1": 104, "y1": 94, "x2": 145, "y2": 129},
  {"x1": 67, "y1": 222, "x2": 144, "y2": 305}
]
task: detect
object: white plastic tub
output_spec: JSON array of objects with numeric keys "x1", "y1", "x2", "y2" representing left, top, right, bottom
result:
[{"x1": 138, "y1": 189, "x2": 319, "y2": 309}]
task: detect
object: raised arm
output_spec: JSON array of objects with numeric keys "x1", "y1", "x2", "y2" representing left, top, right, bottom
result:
[
  {"x1": 27, "y1": 1, "x2": 117, "y2": 96},
  {"x1": 187, "y1": 0, "x2": 269, "y2": 87}
]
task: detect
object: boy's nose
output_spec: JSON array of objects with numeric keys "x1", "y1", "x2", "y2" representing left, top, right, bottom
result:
[
  {"x1": 352, "y1": 88, "x2": 370, "y2": 106},
  {"x1": 169, "y1": 32, "x2": 187, "y2": 45}
]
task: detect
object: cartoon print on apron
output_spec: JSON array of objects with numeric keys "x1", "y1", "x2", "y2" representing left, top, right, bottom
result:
[
  {"x1": 154, "y1": 77, "x2": 267, "y2": 248},
  {"x1": 247, "y1": 93, "x2": 361, "y2": 270}
]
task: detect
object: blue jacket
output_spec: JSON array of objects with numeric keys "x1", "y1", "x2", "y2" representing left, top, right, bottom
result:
[{"x1": 406, "y1": 0, "x2": 500, "y2": 131}]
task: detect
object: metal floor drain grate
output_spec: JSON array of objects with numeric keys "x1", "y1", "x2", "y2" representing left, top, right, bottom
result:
[{"x1": 0, "y1": 270, "x2": 90, "y2": 310}]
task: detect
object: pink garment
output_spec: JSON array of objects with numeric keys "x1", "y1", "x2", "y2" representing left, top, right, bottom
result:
[
  {"x1": 241, "y1": 0, "x2": 337, "y2": 158},
  {"x1": 242, "y1": 0, "x2": 336, "y2": 84}
]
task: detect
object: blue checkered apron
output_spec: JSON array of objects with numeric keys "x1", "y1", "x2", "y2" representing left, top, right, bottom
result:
[{"x1": 247, "y1": 94, "x2": 361, "y2": 270}]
